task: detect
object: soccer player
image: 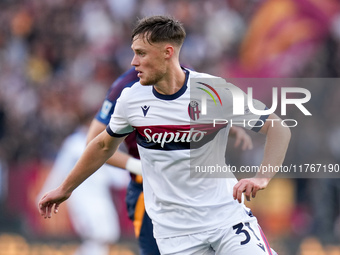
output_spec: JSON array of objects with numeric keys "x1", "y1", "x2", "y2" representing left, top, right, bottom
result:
[
  {"x1": 87, "y1": 67, "x2": 253, "y2": 255},
  {"x1": 38, "y1": 16, "x2": 291, "y2": 254}
]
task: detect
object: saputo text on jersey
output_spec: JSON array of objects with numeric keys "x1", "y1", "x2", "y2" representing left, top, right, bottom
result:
[{"x1": 143, "y1": 128, "x2": 207, "y2": 148}]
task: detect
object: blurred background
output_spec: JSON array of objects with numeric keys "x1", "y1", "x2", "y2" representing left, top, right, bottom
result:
[{"x1": 1, "y1": 0, "x2": 340, "y2": 254}]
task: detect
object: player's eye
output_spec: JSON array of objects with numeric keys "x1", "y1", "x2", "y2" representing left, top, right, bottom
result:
[{"x1": 137, "y1": 51, "x2": 146, "y2": 57}]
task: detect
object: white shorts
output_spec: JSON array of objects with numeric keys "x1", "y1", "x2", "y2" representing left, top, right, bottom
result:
[{"x1": 156, "y1": 217, "x2": 277, "y2": 255}]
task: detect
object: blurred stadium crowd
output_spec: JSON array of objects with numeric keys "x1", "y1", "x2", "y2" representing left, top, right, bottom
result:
[{"x1": 1, "y1": 0, "x2": 340, "y2": 254}]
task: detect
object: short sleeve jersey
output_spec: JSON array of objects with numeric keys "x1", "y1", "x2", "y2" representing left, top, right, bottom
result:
[
  {"x1": 107, "y1": 68, "x2": 268, "y2": 239},
  {"x1": 95, "y1": 67, "x2": 140, "y2": 159}
]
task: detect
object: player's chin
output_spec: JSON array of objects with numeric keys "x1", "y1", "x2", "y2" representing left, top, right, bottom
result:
[{"x1": 139, "y1": 78, "x2": 153, "y2": 86}]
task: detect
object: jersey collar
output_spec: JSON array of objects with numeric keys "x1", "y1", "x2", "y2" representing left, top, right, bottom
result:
[{"x1": 152, "y1": 68, "x2": 189, "y2": 100}]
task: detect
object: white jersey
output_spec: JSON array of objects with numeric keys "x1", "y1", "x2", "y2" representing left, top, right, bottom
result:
[{"x1": 107, "y1": 69, "x2": 268, "y2": 239}]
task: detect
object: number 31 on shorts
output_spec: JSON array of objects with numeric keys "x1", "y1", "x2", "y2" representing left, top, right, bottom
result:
[{"x1": 232, "y1": 222, "x2": 277, "y2": 255}]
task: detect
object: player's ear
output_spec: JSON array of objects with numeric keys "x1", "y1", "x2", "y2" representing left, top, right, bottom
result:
[{"x1": 164, "y1": 44, "x2": 174, "y2": 59}]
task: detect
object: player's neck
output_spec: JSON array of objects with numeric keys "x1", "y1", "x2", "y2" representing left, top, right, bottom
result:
[{"x1": 153, "y1": 64, "x2": 186, "y2": 95}]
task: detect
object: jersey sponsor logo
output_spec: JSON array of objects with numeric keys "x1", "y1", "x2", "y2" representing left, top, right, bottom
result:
[
  {"x1": 188, "y1": 101, "x2": 200, "y2": 120},
  {"x1": 141, "y1": 105, "x2": 150, "y2": 117},
  {"x1": 144, "y1": 127, "x2": 206, "y2": 148},
  {"x1": 135, "y1": 124, "x2": 228, "y2": 150}
]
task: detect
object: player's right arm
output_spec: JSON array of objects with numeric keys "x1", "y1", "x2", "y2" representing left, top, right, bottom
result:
[
  {"x1": 38, "y1": 130, "x2": 126, "y2": 218},
  {"x1": 87, "y1": 118, "x2": 142, "y2": 175},
  {"x1": 87, "y1": 119, "x2": 130, "y2": 169}
]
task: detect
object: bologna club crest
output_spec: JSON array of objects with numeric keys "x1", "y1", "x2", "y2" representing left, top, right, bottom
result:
[{"x1": 188, "y1": 100, "x2": 200, "y2": 120}]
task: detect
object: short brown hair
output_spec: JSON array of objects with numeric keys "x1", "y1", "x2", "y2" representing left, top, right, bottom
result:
[{"x1": 132, "y1": 15, "x2": 186, "y2": 47}]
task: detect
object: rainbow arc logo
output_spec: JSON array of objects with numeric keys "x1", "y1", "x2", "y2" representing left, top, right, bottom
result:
[{"x1": 196, "y1": 82, "x2": 222, "y2": 106}]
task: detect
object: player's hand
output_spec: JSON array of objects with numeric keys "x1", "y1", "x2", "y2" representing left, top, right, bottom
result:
[
  {"x1": 233, "y1": 178, "x2": 269, "y2": 203},
  {"x1": 38, "y1": 187, "x2": 71, "y2": 219},
  {"x1": 229, "y1": 126, "x2": 253, "y2": 151}
]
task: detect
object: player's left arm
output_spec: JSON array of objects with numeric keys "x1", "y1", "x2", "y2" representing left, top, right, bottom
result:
[{"x1": 233, "y1": 113, "x2": 291, "y2": 202}]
